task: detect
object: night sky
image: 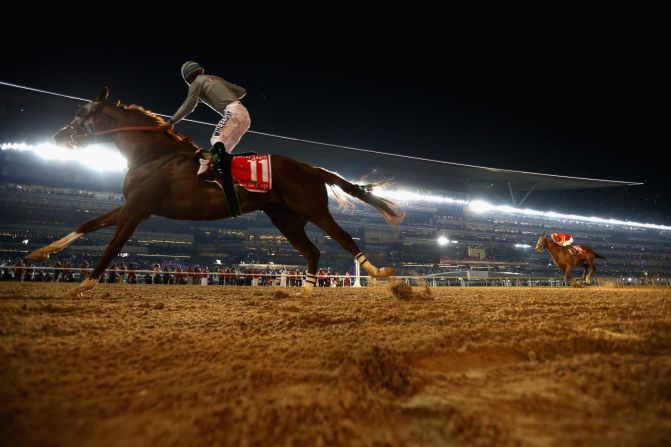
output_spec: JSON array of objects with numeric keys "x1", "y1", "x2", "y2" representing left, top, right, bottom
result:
[{"x1": 1, "y1": 29, "x2": 668, "y2": 222}]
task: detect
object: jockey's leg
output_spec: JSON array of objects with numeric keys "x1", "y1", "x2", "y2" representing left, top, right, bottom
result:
[
  {"x1": 199, "y1": 108, "x2": 237, "y2": 182},
  {"x1": 195, "y1": 140, "x2": 240, "y2": 216},
  {"x1": 197, "y1": 142, "x2": 227, "y2": 181},
  {"x1": 26, "y1": 206, "x2": 123, "y2": 261},
  {"x1": 209, "y1": 102, "x2": 250, "y2": 155},
  {"x1": 213, "y1": 143, "x2": 240, "y2": 217},
  {"x1": 203, "y1": 109, "x2": 249, "y2": 217}
]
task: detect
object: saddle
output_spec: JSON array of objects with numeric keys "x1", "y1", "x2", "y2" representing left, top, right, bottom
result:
[
  {"x1": 195, "y1": 150, "x2": 272, "y2": 218},
  {"x1": 567, "y1": 245, "x2": 586, "y2": 256}
]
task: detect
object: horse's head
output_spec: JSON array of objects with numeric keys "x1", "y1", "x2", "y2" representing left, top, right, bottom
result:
[
  {"x1": 535, "y1": 234, "x2": 547, "y2": 252},
  {"x1": 53, "y1": 87, "x2": 118, "y2": 148}
]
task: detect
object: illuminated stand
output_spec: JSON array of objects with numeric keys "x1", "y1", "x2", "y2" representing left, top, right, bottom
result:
[{"x1": 353, "y1": 259, "x2": 361, "y2": 287}]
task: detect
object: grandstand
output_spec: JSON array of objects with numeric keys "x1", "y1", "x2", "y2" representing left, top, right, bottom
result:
[{"x1": 1, "y1": 148, "x2": 669, "y2": 283}]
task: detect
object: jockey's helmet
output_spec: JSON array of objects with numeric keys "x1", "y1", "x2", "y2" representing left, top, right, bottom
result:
[{"x1": 181, "y1": 61, "x2": 204, "y2": 82}]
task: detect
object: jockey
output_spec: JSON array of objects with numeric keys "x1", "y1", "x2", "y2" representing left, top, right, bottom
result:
[
  {"x1": 167, "y1": 61, "x2": 250, "y2": 178},
  {"x1": 168, "y1": 61, "x2": 249, "y2": 216},
  {"x1": 551, "y1": 232, "x2": 574, "y2": 247}
]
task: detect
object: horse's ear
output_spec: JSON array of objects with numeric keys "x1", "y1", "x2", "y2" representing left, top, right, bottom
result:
[{"x1": 96, "y1": 87, "x2": 110, "y2": 102}]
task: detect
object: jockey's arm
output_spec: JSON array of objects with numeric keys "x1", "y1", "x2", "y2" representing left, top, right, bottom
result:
[{"x1": 169, "y1": 79, "x2": 203, "y2": 125}]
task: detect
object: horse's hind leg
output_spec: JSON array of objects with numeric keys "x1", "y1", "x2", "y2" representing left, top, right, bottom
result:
[
  {"x1": 311, "y1": 209, "x2": 395, "y2": 279},
  {"x1": 25, "y1": 206, "x2": 123, "y2": 261},
  {"x1": 585, "y1": 261, "x2": 595, "y2": 285},
  {"x1": 279, "y1": 173, "x2": 393, "y2": 279},
  {"x1": 264, "y1": 205, "x2": 320, "y2": 296}
]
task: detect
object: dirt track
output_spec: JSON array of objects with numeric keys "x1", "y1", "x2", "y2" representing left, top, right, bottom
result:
[{"x1": 1, "y1": 282, "x2": 670, "y2": 447}]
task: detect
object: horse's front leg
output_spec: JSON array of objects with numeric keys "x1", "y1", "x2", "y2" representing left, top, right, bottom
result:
[
  {"x1": 67, "y1": 207, "x2": 147, "y2": 298},
  {"x1": 26, "y1": 206, "x2": 123, "y2": 261}
]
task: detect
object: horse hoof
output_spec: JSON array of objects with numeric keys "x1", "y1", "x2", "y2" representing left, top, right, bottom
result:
[
  {"x1": 300, "y1": 288, "x2": 313, "y2": 298},
  {"x1": 375, "y1": 267, "x2": 396, "y2": 278}
]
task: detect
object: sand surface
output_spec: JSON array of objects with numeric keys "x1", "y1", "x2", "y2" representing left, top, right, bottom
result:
[{"x1": 1, "y1": 283, "x2": 670, "y2": 446}]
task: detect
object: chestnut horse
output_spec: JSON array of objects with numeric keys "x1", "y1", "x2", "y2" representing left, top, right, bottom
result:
[
  {"x1": 26, "y1": 88, "x2": 403, "y2": 297},
  {"x1": 535, "y1": 234, "x2": 606, "y2": 286}
]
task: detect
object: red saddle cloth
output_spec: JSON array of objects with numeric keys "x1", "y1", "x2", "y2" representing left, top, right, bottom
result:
[{"x1": 231, "y1": 154, "x2": 272, "y2": 192}]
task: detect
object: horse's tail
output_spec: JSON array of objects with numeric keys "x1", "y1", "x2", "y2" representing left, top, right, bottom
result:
[
  {"x1": 594, "y1": 252, "x2": 606, "y2": 260},
  {"x1": 316, "y1": 168, "x2": 405, "y2": 225}
]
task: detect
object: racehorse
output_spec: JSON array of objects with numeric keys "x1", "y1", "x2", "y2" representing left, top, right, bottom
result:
[
  {"x1": 535, "y1": 234, "x2": 606, "y2": 286},
  {"x1": 26, "y1": 87, "x2": 404, "y2": 297}
]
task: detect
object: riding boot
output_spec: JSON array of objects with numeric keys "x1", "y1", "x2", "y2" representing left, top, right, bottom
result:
[
  {"x1": 197, "y1": 142, "x2": 227, "y2": 182},
  {"x1": 210, "y1": 142, "x2": 226, "y2": 166},
  {"x1": 212, "y1": 142, "x2": 241, "y2": 217}
]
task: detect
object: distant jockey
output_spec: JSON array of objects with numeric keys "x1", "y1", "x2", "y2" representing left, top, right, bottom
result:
[{"x1": 551, "y1": 232, "x2": 574, "y2": 247}]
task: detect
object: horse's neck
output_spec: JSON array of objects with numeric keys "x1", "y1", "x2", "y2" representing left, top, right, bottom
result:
[
  {"x1": 115, "y1": 109, "x2": 157, "y2": 128},
  {"x1": 115, "y1": 130, "x2": 192, "y2": 166}
]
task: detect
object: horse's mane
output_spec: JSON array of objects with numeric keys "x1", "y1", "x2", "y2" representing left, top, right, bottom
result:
[{"x1": 123, "y1": 104, "x2": 202, "y2": 152}]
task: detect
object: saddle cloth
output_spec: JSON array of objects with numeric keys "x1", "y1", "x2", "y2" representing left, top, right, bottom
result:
[
  {"x1": 197, "y1": 154, "x2": 272, "y2": 193},
  {"x1": 569, "y1": 245, "x2": 586, "y2": 255}
]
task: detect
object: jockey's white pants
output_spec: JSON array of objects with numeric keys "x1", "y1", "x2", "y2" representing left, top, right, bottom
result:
[
  {"x1": 210, "y1": 101, "x2": 251, "y2": 153},
  {"x1": 561, "y1": 237, "x2": 574, "y2": 246}
]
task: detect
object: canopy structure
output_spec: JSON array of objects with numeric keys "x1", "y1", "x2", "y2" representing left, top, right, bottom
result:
[{"x1": 238, "y1": 131, "x2": 642, "y2": 207}]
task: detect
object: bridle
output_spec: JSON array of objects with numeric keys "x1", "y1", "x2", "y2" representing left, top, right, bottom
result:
[{"x1": 66, "y1": 101, "x2": 170, "y2": 146}]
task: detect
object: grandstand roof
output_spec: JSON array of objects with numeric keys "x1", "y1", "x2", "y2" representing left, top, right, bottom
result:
[{"x1": 240, "y1": 132, "x2": 642, "y2": 206}]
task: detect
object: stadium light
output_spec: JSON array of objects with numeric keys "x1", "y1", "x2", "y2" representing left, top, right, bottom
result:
[
  {"x1": 437, "y1": 235, "x2": 449, "y2": 246},
  {"x1": 374, "y1": 188, "x2": 468, "y2": 205},
  {"x1": 2, "y1": 142, "x2": 127, "y2": 172},
  {"x1": 468, "y1": 200, "x2": 494, "y2": 214},
  {"x1": 374, "y1": 188, "x2": 671, "y2": 231},
  {"x1": 3, "y1": 142, "x2": 670, "y2": 231}
]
